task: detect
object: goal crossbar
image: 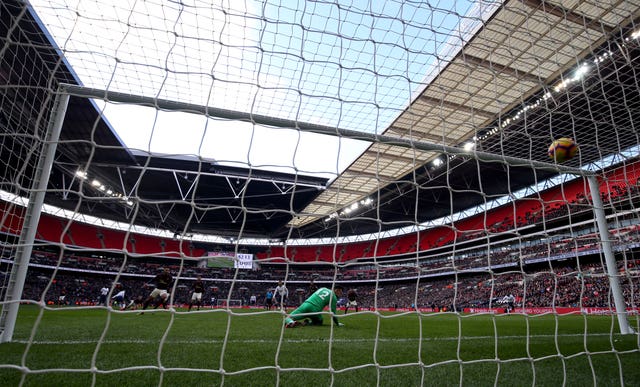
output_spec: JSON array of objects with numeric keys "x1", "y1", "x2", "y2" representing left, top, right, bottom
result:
[{"x1": 59, "y1": 84, "x2": 590, "y2": 177}]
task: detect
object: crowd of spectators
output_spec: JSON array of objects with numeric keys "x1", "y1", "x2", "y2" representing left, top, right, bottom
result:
[
  {"x1": 5, "y1": 251, "x2": 639, "y2": 312},
  {"x1": 2, "y1": 177, "x2": 640, "y2": 311},
  {"x1": 15, "y1": 220, "x2": 640, "y2": 284},
  {"x1": 4, "y1": 216, "x2": 640, "y2": 310}
]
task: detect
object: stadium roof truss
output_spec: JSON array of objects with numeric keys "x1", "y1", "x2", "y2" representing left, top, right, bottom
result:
[
  {"x1": 289, "y1": 0, "x2": 640, "y2": 232},
  {"x1": 1, "y1": 0, "x2": 640, "y2": 241}
]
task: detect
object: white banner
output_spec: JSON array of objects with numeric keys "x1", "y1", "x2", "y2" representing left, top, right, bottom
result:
[{"x1": 235, "y1": 253, "x2": 253, "y2": 269}]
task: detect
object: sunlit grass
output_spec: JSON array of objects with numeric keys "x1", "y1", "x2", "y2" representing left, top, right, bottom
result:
[{"x1": 0, "y1": 305, "x2": 638, "y2": 386}]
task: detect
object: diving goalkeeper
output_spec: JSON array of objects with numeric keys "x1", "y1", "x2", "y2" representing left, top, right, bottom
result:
[{"x1": 285, "y1": 286, "x2": 344, "y2": 328}]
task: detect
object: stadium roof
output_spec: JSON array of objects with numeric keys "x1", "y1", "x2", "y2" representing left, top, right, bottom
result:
[{"x1": 1, "y1": 0, "x2": 639, "y2": 241}]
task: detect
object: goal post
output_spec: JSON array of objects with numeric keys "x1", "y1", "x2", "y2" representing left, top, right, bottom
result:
[
  {"x1": 0, "y1": 90, "x2": 70, "y2": 343},
  {"x1": 587, "y1": 175, "x2": 634, "y2": 334},
  {"x1": 1, "y1": 83, "x2": 634, "y2": 340}
]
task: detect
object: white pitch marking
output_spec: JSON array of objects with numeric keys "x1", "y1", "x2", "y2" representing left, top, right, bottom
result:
[{"x1": 13, "y1": 333, "x2": 617, "y2": 346}]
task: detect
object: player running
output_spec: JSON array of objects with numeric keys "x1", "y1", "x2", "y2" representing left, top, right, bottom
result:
[{"x1": 284, "y1": 286, "x2": 344, "y2": 328}]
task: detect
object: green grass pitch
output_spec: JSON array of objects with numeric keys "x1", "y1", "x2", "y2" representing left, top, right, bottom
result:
[{"x1": 0, "y1": 305, "x2": 638, "y2": 386}]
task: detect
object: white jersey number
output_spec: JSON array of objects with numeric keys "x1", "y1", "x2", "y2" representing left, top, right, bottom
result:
[{"x1": 317, "y1": 289, "x2": 331, "y2": 300}]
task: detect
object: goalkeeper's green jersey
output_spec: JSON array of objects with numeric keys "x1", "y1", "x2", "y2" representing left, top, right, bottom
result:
[{"x1": 304, "y1": 287, "x2": 338, "y2": 314}]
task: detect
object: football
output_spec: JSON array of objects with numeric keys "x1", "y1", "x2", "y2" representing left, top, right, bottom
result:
[{"x1": 548, "y1": 137, "x2": 578, "y2": 163}]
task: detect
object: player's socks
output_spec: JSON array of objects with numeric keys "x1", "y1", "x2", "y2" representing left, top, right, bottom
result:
[{"x1": 285, "y1": 317, "x2": 300, "y2": 328}]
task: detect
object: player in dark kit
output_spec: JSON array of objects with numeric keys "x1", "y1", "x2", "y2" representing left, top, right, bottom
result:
[
  {"x1": 188, "y1": 275, "x2": 205, "y2": 311},
  {"x1": 344, "y1": 288, "x2": 359, "y2": 314},
  {"x1": 265, "y1": 290, "x2": 274, "y2": 310},
  {"x1": 139, "y1": 267, "x2": 173, "y2": 314},
  {"x1": 308, "y1": 279, "x2": 318, "y2": 296}
]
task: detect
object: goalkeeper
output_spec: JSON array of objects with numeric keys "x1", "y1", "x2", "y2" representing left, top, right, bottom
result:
[{"x1": 285, "y1": 286, "x2": 344, "y2": 328}]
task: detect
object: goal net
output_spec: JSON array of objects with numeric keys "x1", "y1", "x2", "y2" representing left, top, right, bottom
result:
[{"x1": 1, "y1": 0, "x2": 639, "y2": 385}]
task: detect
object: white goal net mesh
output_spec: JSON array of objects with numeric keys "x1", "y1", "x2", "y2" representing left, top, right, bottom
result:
[{"x1": 1, "y1": 0, "x2": 639, "y2": 385}]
